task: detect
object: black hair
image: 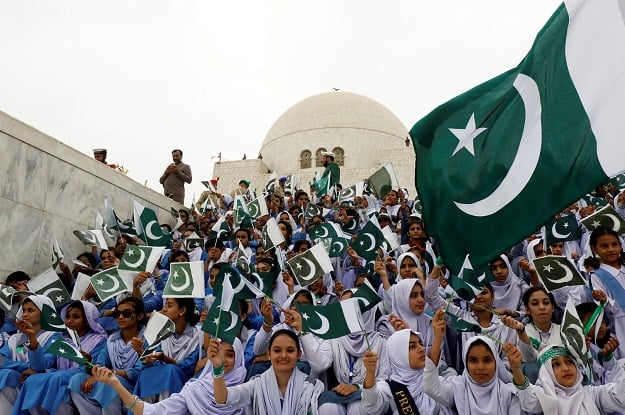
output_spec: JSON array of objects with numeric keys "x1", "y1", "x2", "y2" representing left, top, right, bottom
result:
[
  {"x1": 205, "y1": 238, "x2": 225, "y2": 250},
  {"x1": 269, "y1": 329, "x2": 300, "y2": 352},
  {"x1": 77, "y1": 252, "x2": 98, "y2": 268},
  {"x1": 522, "y1": 286, "x2": 557, "y2": 323},
  {"x1": 466, "y1": 338, "x2": 494, "y2": 360},
  {"x1": 117, "y1": 297, "x2": 148, "y2": 326},
  {"x1": 171, "y1": 297, "x2": 200, "y2": 326},
  {"x1": 278, "y1": 220, "x2": 293, "y2": 246},
  {"x1": 293, "y1": 239, "x2": 311, "y2": 252},
  {"x1": 172, "y1": 149, "x2": 183, "y2": 156},
  {"x1": 293, "y1": 289, "x2": 314, "y2": 305},
  {"x1": 589, "y1": 226, "x2": 625, "y2": 265},
  {"x1": 169, "y1": 250, "x2": 190, "y2": 267},
  {"x1": 5, "y1": 271, "x2": 30, "y2": 284}
]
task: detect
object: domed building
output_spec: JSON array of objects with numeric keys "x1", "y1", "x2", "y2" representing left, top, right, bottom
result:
[{"x1": 213, "y1": 91, "x2": 417, "y2": 200}]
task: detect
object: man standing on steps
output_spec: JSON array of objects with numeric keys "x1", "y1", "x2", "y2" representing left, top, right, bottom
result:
[{"x1": 159, "y1": 148, "x2": 192, "y2": 204}]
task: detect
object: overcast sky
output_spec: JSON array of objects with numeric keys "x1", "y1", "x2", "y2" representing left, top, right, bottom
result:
[{"x1": 0, "y1": 0, "x2": 561, "y2": 205}]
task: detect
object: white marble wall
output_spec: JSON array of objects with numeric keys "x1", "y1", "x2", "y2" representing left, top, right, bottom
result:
[{"x1": 0, "y1": 110, "x2": 181, "y2": 281}]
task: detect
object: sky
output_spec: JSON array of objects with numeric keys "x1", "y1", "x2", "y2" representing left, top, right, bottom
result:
[{"x1": 0, "y1": 0, "x2": 562, "y2": 206}]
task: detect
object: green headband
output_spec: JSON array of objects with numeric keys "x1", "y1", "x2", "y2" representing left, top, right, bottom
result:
[{"x1": 538, "y1": 346, "x2": 570, "y2": 367}]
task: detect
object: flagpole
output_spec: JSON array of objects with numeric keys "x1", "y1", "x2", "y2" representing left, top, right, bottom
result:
[
  {"x1": 356, "y1": 315, "x2": 372, "y2": 351},
  {"x1": 471, "y1": 302, "x2": 500, "y2": 316},
  {"x1": 479, "y1": 330, "x2": 505, "y2": 346}
]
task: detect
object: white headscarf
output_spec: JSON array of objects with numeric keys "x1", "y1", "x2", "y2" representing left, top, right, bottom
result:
[
  {"x1": 490, "y1": 254, "x2": 524, "y2": 310},
  {"x1": 181, "y1": 338, "x2": 246, "y2": 415},
  {"x1": 395, "y1": 252, "x2": 420, "y2": 282},
  {"x1": 390, "y1": 279, "x2": 433, "y2": 347},
  {"x1": 387, "y1": 329, "x2": 437, "y2": 415},
  {"x1": 10, "y1": 295, "x2": 58, "y2": 361},
  {"x1": 445, "y1": 335, "x2": 518, "y2": 415},
  {"x1": 533, "y1": 346, "x2": 599, "y2": 415}
]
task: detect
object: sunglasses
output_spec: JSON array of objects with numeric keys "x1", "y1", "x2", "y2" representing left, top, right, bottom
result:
[{"x1": 112, "y1": 309, "x2": 135, "y2": 319}]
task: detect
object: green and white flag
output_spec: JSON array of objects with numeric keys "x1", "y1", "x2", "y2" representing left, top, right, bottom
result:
[
  {"x1": 545, "y1": 215, "x2": 582, "y2": 246},
  {"x1": 411, "y1": 194, "x2": 423, "y2": 217},
  {"x1": 328, "y1": 237, "x2": 349, "y2": 258},
  {"x1": 163, "y1": 261, "x2": 205, "y2": 298},
  {"x1": 304, "y1": 203, "x2": 323, "y2": 221},
  {"x1": 579, "y1": 194, "x2": 609, "y2": 209},
  {"x1": 96, "y1": 211, "x2": 117, "y2": 245},
  {"x1": 409, "y1": 0, "x2": 625, "y2": 276},
  {"x1": 118, "y1": 245, "x2": 165, "y2": 274},
  {"x1": 341, "y1": 217, "x2": 359, "y2": 235},
  {"x1": 201, "y1": 300, "x2": 242, "y2": 345},
  {"x1": 141, "y1": 312, "x2": 176, "y2": 358},
  {"x1": 350, "y1": 218, "x2": 385, "y2": 261},
  {"x1": 449, "y1": 255, "x2": 493, "y2": 301},
  {"x1": 170, "y1": 207, "x2": 185, "y2": 231},
  {"x1": 235, "y1": 242, "x2": 254, "y2": 276},
  {"x1": 248, "y1": 196, "x2": 269, "y2": 220},
  {"x1": 446, "y1": 310, "x2": 482, "y2": 333},
  {"x1": 104, "y1": 198, "x2": 137, "y2": 236},
  {"x1": 209, "y1": 216, "x2": 232, "y2": 240},
  {"x1": 261, "y1": 217, "x2": 285, "y2": 252},
  {"x1": 581, "y1": 204, "x2": 625, "y2": 234},
  {"x1": 532, "y1": 255, "x2": 586, "y2": 292},
  {"x1": 184, "y1": 234, "x2": 204, "y2": 252},
  {"x1": 90, "y1": 267, "x2": 132, "y2": 302},
  {"x1": 611, "y1": 174, "x2": 625, "y2": 191},
  {"x1": 47, "y1": 337, "x2": 88, "y2": 366},
  {"x1": 310, "y1": 174, "x2": 331, "y2": 198},
  {"x1": 39, "y1": 303, "x2": 67, "y2": 332},
  {"x1": 381, "y1": 226, "x2": 400, "y2": 253},
  {"x1": 133, "y1": 200, "x2": 172, "y2": 247},
  {"x1": 352, "y1": 279, "x2": 381, "y2": 313},
  {"x1": 338, "y1": 182, "x2": 365, "y2": 203},
  {"x1": 308, "y1": 222, "x2": 340, "y2": 240},
  {"x1": 233, "y1": 196, "x2": 253, "y2": 230},
  {"x1": 73, "y1": 230, "x2": 107, "y2": 250},
  {"x1": 263, "y1": 172, "x2": 277, "y2": 195},
  {"x1": 51, "y1": 235, "x2": 64, "y2": 271},
  {"x1": 28, "y1": 268, "x2": 71, "y2": 308},
  {"x1": 298, "y1": 298, "x2": 363, "y2": 339},
  {"x1": 561, "y1": 296, "x2": 590, "y2": 376},
  {"x1": 287, "y1": 243, "x2": 333, "y2": 286},
  {"x1": 0, "y1": 285, "x2": 27, "y2": 313},
  {"x1": 284, "y1": 174, "x2": 300, "y2": 194},
  {"x1": 367, "y1": 164, "x2": 398, "y2": 199},
  {"x1": 213, "y1": 264, "x2": 265, "y2": 307}
]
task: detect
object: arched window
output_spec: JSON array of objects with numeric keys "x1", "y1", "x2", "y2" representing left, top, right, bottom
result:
[
  {"x1": 300, "y1": 150, "x2": 312, "y2": 169},
  {"x1": 315, "y1": 148, "x2": 327, "y2": 168},
  {"x1": 332, "y1": 147, "x2": 345, "y2": 166}
]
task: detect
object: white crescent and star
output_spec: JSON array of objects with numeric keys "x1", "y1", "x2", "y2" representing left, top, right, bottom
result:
[
  {"x1": 248, "y1": 202, "x2": 259, "y2": 218},
  {"x1": 99, "y1": 273, "x2": 121, "y2": 293},
  {"x1": 605, "y1": 214, "x2": 622, "y2": 232},
  {"x1": 545, "y1": 260, "x2": 575, "y2": 285},
  {"x1": 170, "y1": 266, "x2": 192, "y2": 292},
  {"x1": 308, "y1": 311, "x2": 330, "y2": 335},
  {"x1": 551, "y1": 222, "x2": 571, "y2": 239},
  {"x1": 145, "y1": 220, "x2": 163, "y2": 241},
  {"x1": 123, "y1": 248, "x2": 146, "y2": 269},
  {"x1": 224, "y1": 311, "x2": 239, "y2": 332},
  {"x1": 300, "y1": 258, "x2": 318, "y2": 282},
  {"x1": 453, "y1": 74, "x2": 543, "y2": 217},
  {"x1": 363, "y1": 233, "x2": 377, "y2": 252},
  {"x1": 315, "y1": 226, "x2": 329, "y2": 238}
]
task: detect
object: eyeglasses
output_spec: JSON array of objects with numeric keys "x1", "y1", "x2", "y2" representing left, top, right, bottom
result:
[{"x1": 112, "y1": 309, "x2": 134, "y2": 319}]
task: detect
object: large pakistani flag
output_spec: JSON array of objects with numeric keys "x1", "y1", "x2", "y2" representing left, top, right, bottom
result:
[
  {"x1": 410, "y1": 0, "x2": 625, "y2": 275},
  {"x1": 297, "y1": 298, "x2": 364, "y2": 340}
]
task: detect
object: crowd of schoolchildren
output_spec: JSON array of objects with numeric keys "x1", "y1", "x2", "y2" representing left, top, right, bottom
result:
[{"x1": 3, "y1": 179, "x2": 625, "y2": 415}]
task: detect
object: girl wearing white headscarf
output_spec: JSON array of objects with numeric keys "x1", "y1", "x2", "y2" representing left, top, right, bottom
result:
[
  {"x1": 490, "y1": 254, "x2": 528, "y2": 312},
  {"x1": 424, "y1": 335, "x2": 522, "y2": 415},
  {"x1": 91, "y1": 338, "x2": 247, "y2": 415},
  {"x1": 378, "y1": 252, "x2": 425, "y2": 312},
  {"x1": 212, "y1": 330, "x2": 325, "y2": 415},
  {"x1": 425, "y1": 264, "x2": 517, "y2": 376},
  {"x1": 510, "y1": 345, "x2": 625, "y2": 414},
  {"x1": 0, "y1": 295, "x2": 59, "y2": 414},
  {"x1": 362, "y1": 329, "x2": 438, "y2": 415}
]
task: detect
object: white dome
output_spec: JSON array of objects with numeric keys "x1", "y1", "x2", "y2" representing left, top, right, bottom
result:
[{"x1": 260, "y1": 91, "x2": 409, "y2": 173}]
